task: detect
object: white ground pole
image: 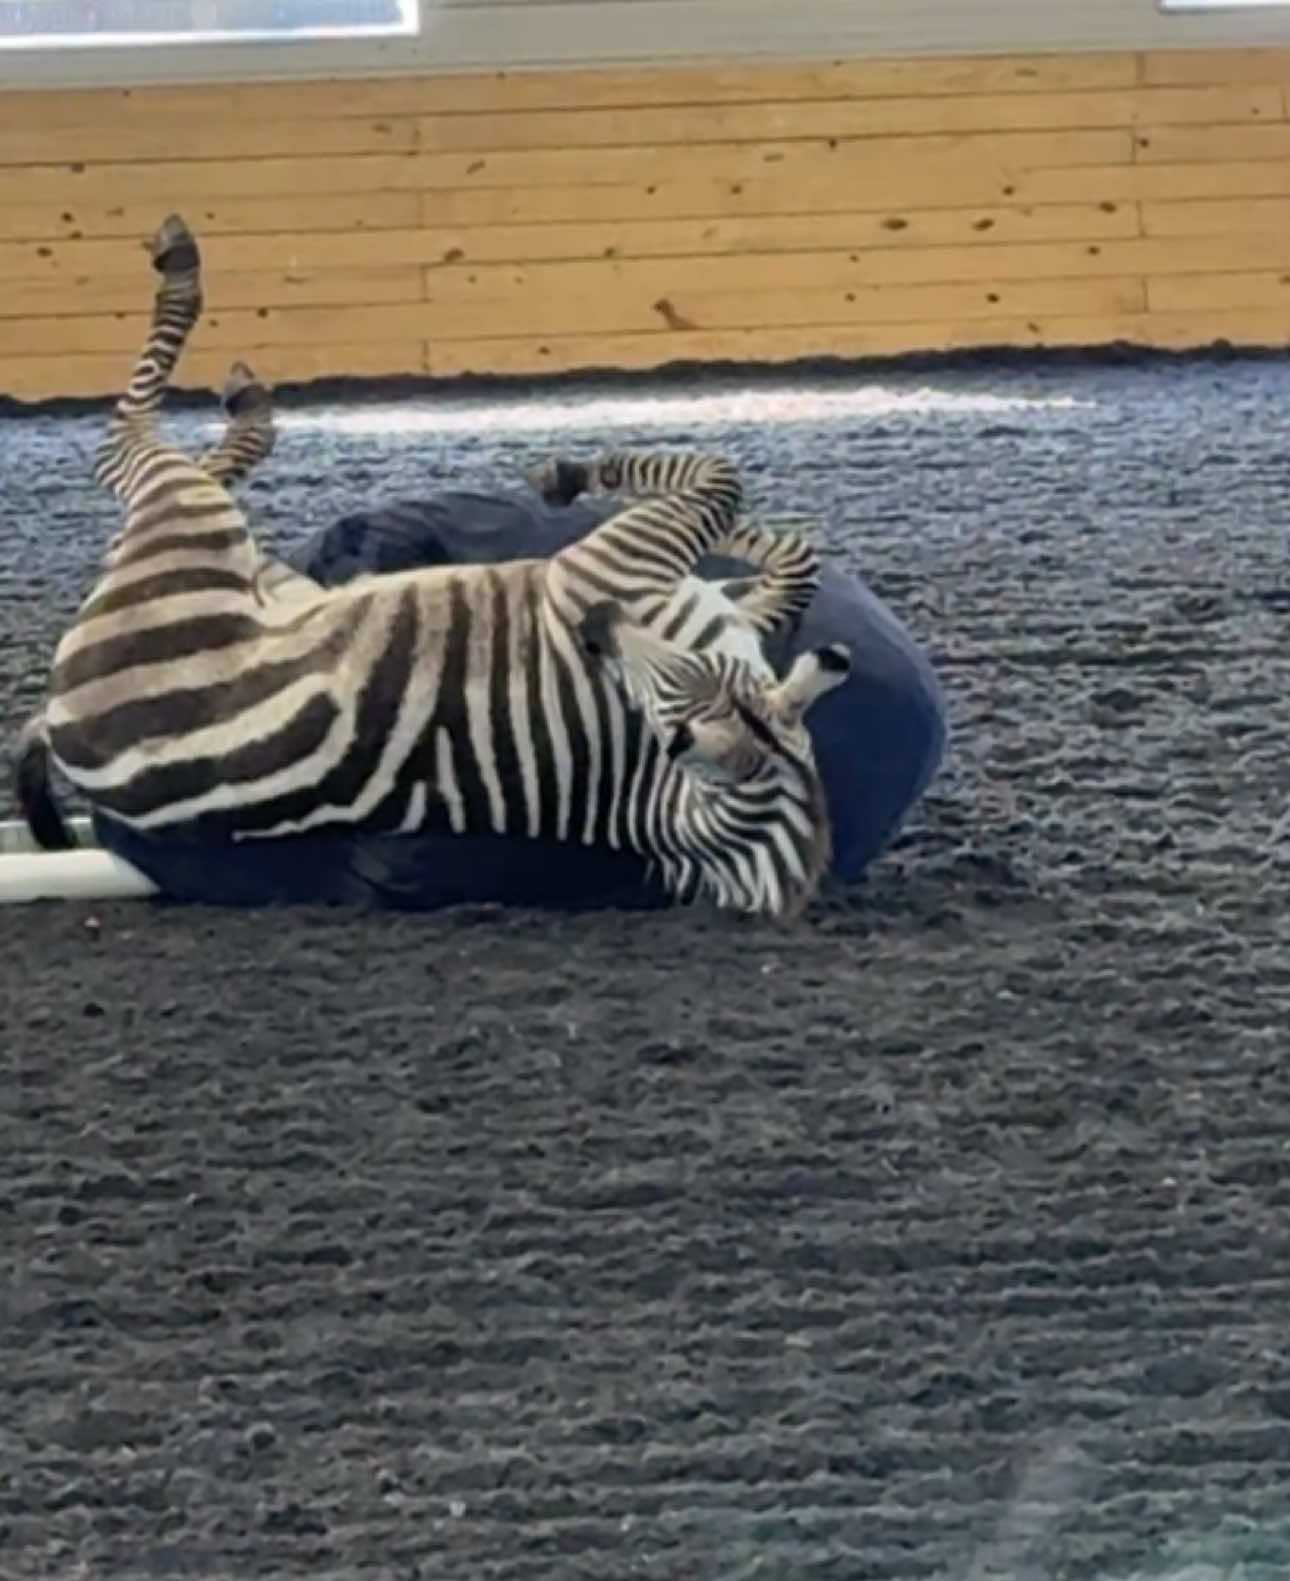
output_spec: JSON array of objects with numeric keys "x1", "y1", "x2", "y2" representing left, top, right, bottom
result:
[{"x1": 0, "y1": 818, "x2": 158, "y2": 904}]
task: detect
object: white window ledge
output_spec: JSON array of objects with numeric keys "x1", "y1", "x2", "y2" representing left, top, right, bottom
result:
[{"x1": 3, "y1": 0, "x2": 1290, "y2": 91}]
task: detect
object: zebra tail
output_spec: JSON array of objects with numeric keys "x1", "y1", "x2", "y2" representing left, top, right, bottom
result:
[{"x1": 12, "y1": 710, "x2": 77, "y2": 851}]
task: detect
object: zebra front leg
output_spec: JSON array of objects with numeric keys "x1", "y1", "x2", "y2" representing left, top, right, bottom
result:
[{"x1": 532, "y1": 448, "x2": 743, "y2": 627}]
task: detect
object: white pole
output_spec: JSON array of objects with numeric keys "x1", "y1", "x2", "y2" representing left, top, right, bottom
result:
[
  {"x1": 0, "y1": 849, "x2": 158, "y2": 904},
  {"x1": 0, "y1": 818, "x2": 157, "y2": 903}
]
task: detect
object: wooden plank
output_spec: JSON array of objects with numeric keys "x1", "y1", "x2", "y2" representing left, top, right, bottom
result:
[
  {"x1": 0, "y1": 130, "x2": 1124, "y2": 212},
  {"x1": 408, "y1": 236, "x2": 1290, "y2": 298},
  {"x1": 414, "y1": 87, "x2": 1281, "y2": 155},
  {"x1": 0, "y1": 227, "x2": 1145, "y2": 291},
  {"x1": 0, "y1": 154, "x2": 422, "y2": 209},
  {"x1": 873, "y1": 233, "x2": 1290, "y2": 284},
  {"x1": 421, "y1": 171, "x2": 1137, "y2": 226},
  {"x1": 0, "y1": 204, "x2": 1142, "y2": 287},
  {"x1": 0, "y1": 277, "x2": 1146, "y2": 357},
  {"x1": 1147, "y1": 271, "x2": 1290, "y2": 313},
  {"x1": 0, "y1": 343, "x2": 428, "y2": 403},
  {"x1": 457, "y1": 275, "x2": 1146, "y2": 338},
  {"x1": 1140, "y1": 48, "x2": 1290, "y2": 88},
  {"x1": 19, "y1": 228, "x2": 1264, "y2": 301},
  {"x1": 0, "y1": 131, "x2": 1133, "y2": 213},
  {"x1": 0, "y1": 232, "x2": 441, "y2": 284},
  {"x1": 11, "y1": 301, "x2": 1290, "y2": 404},
  {"x1": 417, "y1": 311, "x2": 1288, "y2": 374},
  {"x1": 1126, "y1": 307, "x2": 1290, "y2": 347},
  {"x1": 0, "y1": 53, "x2": 1141, "y2": 132},
  {"x1": 413, "y1": 129, "x2": 1134, "y2": 192},
  {"x1": 1134, "y1": 122, "x2": 1290, "y2": 164},
  {"x1": 417, "y1": 203, "x2": 1143, "y2": 265},
  {"x1": 429, "y1": 319, "x2": 1129, "y2": 376},
  {"x1": 0, "y1": 192, "x2": 421, "y2": 244},
  {"x1": 102, "y1": 230, "x2": 1280, "y2": 301},
  {"x1": 10, "y1": 267, "x2": 425, "y2": 319},
  {"x1": 1011, "y1": 159, "x2": 1290, "y2": 206},
  {"x1": 1141, "y1": 197, "x2": 1290, "y2": 238},
  {"x1": 0, "y1": 117, "x2": 419, "y2": 169}
]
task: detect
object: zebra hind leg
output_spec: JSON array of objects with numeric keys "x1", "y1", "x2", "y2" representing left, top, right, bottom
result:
[
  {"x1": 88, "y1": 214, "x2": 261, "y2": 595},
  {"x1": 710, "y1": 519, "x2": 821, "y2": 642},
  {"x1": 195, "y1": 359, "x2": 276, "y2": 487},
  {"x1": 93, "y1": 212, "x2": 204, "y2": 502},
  {"x1": 194, "y1": 360, "x2": 317, "y2": 610},
  {"x1": 103, "y1": 358, "x2": 277, "y2": 566}
]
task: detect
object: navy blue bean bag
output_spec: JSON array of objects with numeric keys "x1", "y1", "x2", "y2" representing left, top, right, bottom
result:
[{"x1": 92, "y1": 489, "x2": 946, "y2": 909}]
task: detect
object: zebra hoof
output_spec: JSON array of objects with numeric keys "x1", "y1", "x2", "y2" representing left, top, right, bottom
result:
[
  {"x1": 527, "y1": 457, "x2": 590, "y2": 507},
  {"x1": 221, "y1": 360, "x2": 271, "y2": 419},
  {"x1": 150, "y1": 213, "x2": 201, "y2": 277}
]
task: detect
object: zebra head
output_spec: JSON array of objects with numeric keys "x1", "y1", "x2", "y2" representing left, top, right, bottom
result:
[{"x1": 578, "y1": 599, "x2": 850, "y2": 920}]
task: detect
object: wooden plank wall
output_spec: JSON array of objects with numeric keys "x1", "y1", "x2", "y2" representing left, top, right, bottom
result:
[{"x1": 3, "y1": 45, "x2": 1290, "y2": 402}]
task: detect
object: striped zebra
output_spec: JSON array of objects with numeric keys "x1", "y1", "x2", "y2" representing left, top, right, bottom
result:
[
  {"x1": 15, "y1": 213, "x2": 851, "y2": 918},
  {"x1": 14, "y1": 352, "x2": 279, "y2": 849}
]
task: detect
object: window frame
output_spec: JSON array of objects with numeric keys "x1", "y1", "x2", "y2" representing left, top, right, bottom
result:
[
  {"x1": 0, "y1": 0, "x2": 420, "y2": 55},
  {"x1": 1159, "y1": 0, "x2": 1290, "y2": 12},
  {"x1": 4, "y1": 0, "x2": 1290, "y2": 93}
]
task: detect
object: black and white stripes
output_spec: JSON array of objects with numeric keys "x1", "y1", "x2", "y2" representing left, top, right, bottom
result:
[{"x1": 17, "y1": 213, "x2": 851, "y2": 919}]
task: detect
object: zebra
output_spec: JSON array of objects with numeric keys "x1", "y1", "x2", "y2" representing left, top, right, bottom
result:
[
  {"x1": 16, "y1": 212, "x2": 852, "y2": 919},
  {"x1": 14, "y1": 357, "x2": 829, "y2": 876},
  {"x1": 14, "y1": 357, "x2": 809, "y2": 851},
  {"x1": 14, "y1": 352, "x2": 279, "y2": 850}
]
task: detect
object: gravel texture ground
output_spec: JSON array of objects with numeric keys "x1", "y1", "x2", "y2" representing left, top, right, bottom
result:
[{"x1": 4, "y1": 353, "x2": 1290, "y2": 1580}]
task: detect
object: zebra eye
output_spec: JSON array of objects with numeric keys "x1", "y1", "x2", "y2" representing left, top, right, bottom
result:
[{"x1": 666, "y1": 722, "x2": 694, "y2": 761}]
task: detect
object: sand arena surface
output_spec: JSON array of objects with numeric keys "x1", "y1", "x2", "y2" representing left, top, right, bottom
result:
[{"x1": 4, "y1": 358, "x2": 1290, "y2": 1579}]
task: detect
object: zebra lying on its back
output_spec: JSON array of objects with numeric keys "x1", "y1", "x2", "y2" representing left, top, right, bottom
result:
[
  {"x1": 14, "y1": 351, "x2": 280, "y2": 849},
  {"x1": 19, "y1": 213, "x2": 851, "y2": 919}
]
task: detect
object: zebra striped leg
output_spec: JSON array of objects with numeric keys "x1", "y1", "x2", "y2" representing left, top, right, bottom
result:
[
  {"x1": 93, "y1": 213, "x2": 204, "y2": 502},
  {"x1": 179, "y1": 356, "x2": 316, "y2": 613},
  {"x1": 710, "y1": 519, "x2": 821, "y2": 639},
  {"x1": 192, "y1": 361, "x2": 319, "y2": 611},
  {"x1": 101, "y1": 359, "x2": 276, "y2": 566},
  {"x1": 534, "y1": 448, "x2": 744, "y2": 627},
  {"x1": 72, "y1": 213, "x2": 260, "y2": 600},
  {"x1": 195, "y1": 360, "x2": 275, "y2": 487}
]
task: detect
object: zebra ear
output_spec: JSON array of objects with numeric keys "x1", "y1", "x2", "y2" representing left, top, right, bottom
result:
[{"x1": 767, "y1": 644, "x2": 851, "y2": 725}]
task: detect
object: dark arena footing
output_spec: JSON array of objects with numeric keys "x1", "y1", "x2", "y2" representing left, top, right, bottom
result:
[{"x1": 4, "y1": 353, "x2": 1290, "y2": 1578}]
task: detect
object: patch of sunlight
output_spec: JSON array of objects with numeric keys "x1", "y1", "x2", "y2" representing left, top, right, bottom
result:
[{"x1": 275, "y1": 383, "x2": 1094, "y2": 440}]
